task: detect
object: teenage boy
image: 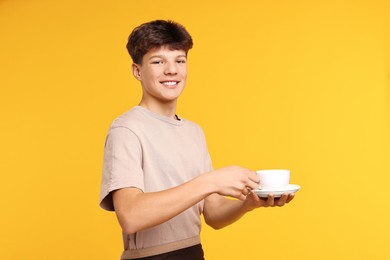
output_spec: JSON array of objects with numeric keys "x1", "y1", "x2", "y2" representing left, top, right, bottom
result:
[{"x1": 100, "y1": 20, "x2": 294, "y2": 260}]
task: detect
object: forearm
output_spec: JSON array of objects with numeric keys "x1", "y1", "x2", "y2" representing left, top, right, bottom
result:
[
  {"x1": 203, "y1": 194, "x2": 252, "y2": 229},
  {"x1": 203, "y1": 191, "x2": 295, "y2": 229},
  {"x1": 113, "y1": 173, "x2": 215, "y2": 234},
  {"x1": 114, "y1": 165, "x2": 261, "y2": 233}
]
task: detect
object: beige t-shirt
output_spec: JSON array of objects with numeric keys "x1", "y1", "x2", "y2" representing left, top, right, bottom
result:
[{"x1": 100, "y1": 106, "x2": 213, "y2": 259}]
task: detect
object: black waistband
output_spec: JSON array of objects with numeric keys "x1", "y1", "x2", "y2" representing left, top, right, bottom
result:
[{"x1": 130, "y1": 244, "x2": 204, "y2": 260}]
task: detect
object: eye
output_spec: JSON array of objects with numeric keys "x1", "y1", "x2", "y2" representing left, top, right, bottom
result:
[
  {"x1": 151, "y1": 60, "x2": 163, "y2": 64},
  {"x1": 176, "y1": 59, "x2": 186, "y2": 64}
]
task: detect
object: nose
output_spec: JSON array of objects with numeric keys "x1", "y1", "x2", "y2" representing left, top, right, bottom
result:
[{"x1": 164, "y1": 61, "x2": 177, "y2": 75}]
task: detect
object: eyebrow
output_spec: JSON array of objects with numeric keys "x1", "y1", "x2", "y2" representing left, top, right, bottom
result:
[{"x1": 148, "y1": 54, "x2": 187, "y2": 60}]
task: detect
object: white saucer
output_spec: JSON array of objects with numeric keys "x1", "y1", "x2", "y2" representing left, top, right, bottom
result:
[{"x1": 254, "y1": 184, "x2": 300, "y2": 198}]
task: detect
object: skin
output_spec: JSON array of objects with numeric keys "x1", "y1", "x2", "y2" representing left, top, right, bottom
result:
[
  {"x1": 113, "y1": 46, "x2": 295, "y2": 234},
  {"x1": 131, "y1": 47, "x2": 187, "y2": 118}
]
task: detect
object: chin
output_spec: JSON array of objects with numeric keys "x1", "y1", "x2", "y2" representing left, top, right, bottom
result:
[
  {"x1": 162, "y1": 90, "x2": 184, "y2": 100},
  {"x1": 160, "y1": 96, "x2": 180, "y2": 103}
]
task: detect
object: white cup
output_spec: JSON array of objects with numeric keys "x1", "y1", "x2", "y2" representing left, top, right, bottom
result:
[{"x1": 256, "y1": 169, "x2": 290, "y2": 190}]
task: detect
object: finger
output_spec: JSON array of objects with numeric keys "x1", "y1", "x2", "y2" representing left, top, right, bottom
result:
[
  {"x1": 286, "y1": 193, "x2": 295, "y2": 203},
  {"x1": 238, "y1": 193, "x2": 247, "y2": 201},
  {"x1": 277, "y1": 193, "x2": 288, "y2": 206},
  {"x1": 246, "y1": 192, "x2": 263, "y2": 207},
  {"x1": 242, "y1": 188, "x2": 250, "y2": 196},
  {"x1": 267, "y1": 193, "x2": 275, "y2": 206},
  {"x1": 248, "y1": 171, "x2": 260, "y2": 183},
  {"x1": 245, "y1": 176, "x2": 260, "y2": 189},
  {"x1": 247, "y1": 181, "x2": 260, "y2": 190},
  {"x1": 248, "y1": 190, "x2": 260, "y2": 202},
  {"x1": 242, "y1": 187, "x2": 252, "y2": 196}
]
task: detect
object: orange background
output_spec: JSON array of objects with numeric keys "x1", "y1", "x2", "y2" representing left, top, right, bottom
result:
[{"x1": 1, "y1": 0, "x2": 389, "y2": 259}]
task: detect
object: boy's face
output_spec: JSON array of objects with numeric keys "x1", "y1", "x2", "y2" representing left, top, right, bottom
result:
[{"x1": 133, "y1": 47, "x2": 188, "y2": 105}]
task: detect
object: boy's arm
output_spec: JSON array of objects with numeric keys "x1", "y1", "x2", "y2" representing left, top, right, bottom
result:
[
  {"x1": 203, "y1": 191, "x2": 295, "y2": 230},
  {"x1": 113, "y1": 166, "x2": 259, "y2": 234}
]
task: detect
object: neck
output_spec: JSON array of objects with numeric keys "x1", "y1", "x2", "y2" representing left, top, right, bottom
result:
[{"x1": 139, "y1": 98, "x2": 178, "y2": 119}]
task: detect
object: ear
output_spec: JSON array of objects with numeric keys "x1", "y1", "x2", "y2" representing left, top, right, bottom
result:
[{"x1": 132, "y1": 63, "x2": 141, "y2": 80}]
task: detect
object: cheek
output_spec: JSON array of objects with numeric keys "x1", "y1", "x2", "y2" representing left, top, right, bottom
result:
[{"x1": 180, "y1": 68, "x2": 188, "y2": 78}]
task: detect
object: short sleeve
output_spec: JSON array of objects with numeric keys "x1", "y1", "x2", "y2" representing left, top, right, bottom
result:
[
  {"x1": 99, "y1": 127, "x2": 144, "y2": 211},
  {"x1": 196, "y1": 125, "x2": 213, "y2": 172}
]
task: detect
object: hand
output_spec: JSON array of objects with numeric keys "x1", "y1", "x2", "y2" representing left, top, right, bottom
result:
[
  {"x1": 210, "y1": 166, "x2": 260, "y2": 200},
  {"x1": 243, "y1": 192, "x2": 295, "y2": 210}
]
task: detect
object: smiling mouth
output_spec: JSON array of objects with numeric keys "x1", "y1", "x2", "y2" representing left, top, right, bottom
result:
[{"x1": 161, "y1": 81, "x2": 179, "y2": 86}]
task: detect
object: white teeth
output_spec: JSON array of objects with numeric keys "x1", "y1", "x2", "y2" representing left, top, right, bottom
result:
[{"x1": 162, "y1": 81, "x2": 177, "y2": 86}]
